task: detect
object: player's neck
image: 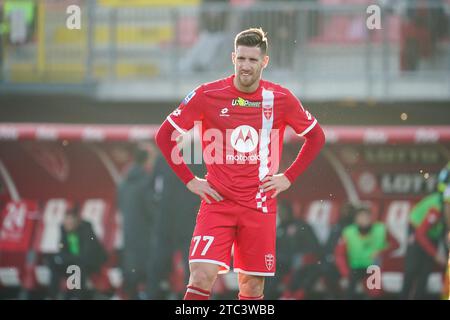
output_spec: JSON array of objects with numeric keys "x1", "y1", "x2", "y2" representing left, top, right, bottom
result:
[{"x1": 232, "y1": 75, "x2": 261, "y2": 94}]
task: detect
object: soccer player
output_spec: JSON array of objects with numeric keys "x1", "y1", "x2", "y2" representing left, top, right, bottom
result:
[
  {"x1": 401, "y1": 162, "x2": 450, "y2": 299},
  {"x1": 155, "y1": 28, "x2": 325, "y2": 300}
]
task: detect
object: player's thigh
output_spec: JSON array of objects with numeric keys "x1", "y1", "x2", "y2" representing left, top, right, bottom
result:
[
  {"x1": 189, "y1": 200, "x2": 238, "y2": 272},
  {"x1": 234, "y1": 209, "x2": 277, "y2": 275},
  {"x1": 189, "y1": 262, "x2": 221, "y2": 281}
]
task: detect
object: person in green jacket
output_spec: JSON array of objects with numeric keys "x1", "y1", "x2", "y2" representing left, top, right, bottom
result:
[
  {"x1": 335, "y1": 205, "x2": 396, "y2": 299},
  {"x1": 401, "y1": 162, "x2": 450, "y2": 300},
  {"x1": 2, "y1": 0, "x2": 36, "y2": 44}
]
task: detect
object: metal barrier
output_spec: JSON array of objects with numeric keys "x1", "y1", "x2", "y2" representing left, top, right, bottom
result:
[{"x1": 1, "y1": 0, "x2": 449, "y2": 100}]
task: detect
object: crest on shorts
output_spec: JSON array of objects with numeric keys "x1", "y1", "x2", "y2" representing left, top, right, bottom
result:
[{"x1": 265, "y1": 254, "x2": 274, "y2": 271}]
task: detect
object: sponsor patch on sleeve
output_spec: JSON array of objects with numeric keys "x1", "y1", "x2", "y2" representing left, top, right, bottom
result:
[{"x1": 182, "y1": 90, "x2": 196, "y2": 105}]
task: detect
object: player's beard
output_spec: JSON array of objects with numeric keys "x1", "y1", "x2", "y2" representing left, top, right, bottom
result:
[{"x1": 237, "y1": 71, "x2": 260, "y2": 89}]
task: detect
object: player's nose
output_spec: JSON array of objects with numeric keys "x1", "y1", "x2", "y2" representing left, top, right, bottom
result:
[
  {"x1": 240, "y1": 64, "x2": 252, "y2": 72},
  {"x1": 240, "y1": 60, "x2": 252, "y2": 70}
]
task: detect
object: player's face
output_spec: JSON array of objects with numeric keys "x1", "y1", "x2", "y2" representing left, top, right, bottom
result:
[
  {"x1": 232, "y1": 45, "x2": 269, "y2": 92},
  {"x1": 355, "y1": 211, "x2": 372, "y2": 228},
  {"x1": 63, "y1": 214, "x2": 79, "y2": 232}
]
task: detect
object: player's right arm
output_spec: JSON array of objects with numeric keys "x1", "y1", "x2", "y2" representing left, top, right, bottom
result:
[{"x1": 155, "y1": 86, "x2": 223, "y2": 204}]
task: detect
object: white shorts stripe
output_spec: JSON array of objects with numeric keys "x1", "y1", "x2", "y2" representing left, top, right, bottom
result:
[
  {"x1": 234, "y1": 268, "x2": 275, "y2": 277},
  {"x1": 189, "y1": 259, "x2": 230, "y2": 270}
]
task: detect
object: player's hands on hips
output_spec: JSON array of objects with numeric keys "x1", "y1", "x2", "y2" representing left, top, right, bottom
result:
[
  {"x1": 187, "y1": 176, "x2": 223, "y2": 204},
  {"x1": 261, "y1": 174, "x2": 291, "y2": 198}
]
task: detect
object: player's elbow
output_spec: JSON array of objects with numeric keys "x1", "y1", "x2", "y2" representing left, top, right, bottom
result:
[
  {"x1": 155, "y1": 120, "x2": 172, "y2": 150},
  {"x1": 305, "y1": 123, "x2": 326, "y2": 149},
  {"x1": 316, "y1": 124, "x2": 326, "y2": 148}
]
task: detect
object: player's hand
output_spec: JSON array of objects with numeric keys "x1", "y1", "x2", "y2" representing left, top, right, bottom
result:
[
  {"x1": 186, "y1": 177, "x2": 223, "y2": 204},
  {"x1": 434, "y1": 253, "x2": 447, "y2": 267},
  {"x1": 261, "y1": 174, "x2": 291, "y2": 198}
]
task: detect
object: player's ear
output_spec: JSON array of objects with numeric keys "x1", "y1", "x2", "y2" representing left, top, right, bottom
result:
[
  {"x1": 262, "y1": 55, "x2": 269, "y2": 69},
  {"x1": 232, "y1": 52, "x2": 236, "y2": 65}
]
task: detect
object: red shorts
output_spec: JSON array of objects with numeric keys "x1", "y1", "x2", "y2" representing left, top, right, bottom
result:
[{"x1": 188, "y1": 199, "x2": 277, "y2": 276}]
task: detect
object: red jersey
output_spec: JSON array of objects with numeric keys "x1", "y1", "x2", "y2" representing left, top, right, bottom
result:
[{"x1": 167, "y1": 75, "x2": 317, "y2": 210}]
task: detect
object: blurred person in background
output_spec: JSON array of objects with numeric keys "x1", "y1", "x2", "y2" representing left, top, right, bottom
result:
[
  {"x1": 147, "y1": 138, "x2": 205, "y2": 299},
  {"x1": 444, "y1": 191, "x2": 450, "y2": 300},
  {"x1": 2, "y1": 0, "x2": 36, "y2": 45},
  {"x1": 180, "y1": 0, "x2": 230, "y2": 72},
  {"x1": 117, "y1": 144, "x2": 155, "y2": 299},
  {"x1": 155, "y1": 27, "x2": 325, "y2": 300},
  {"x1": 47, "y1": 205, "x2": 107, "y2": 299},
  {"x1": 265, "y1": 200, "x2": 322, "y2": 299},
  {"x1": 318, "y1": 202, "x2": 357, "y2": 299},
  {"x1": 401, "y1": 162, "x2": 450, "y2": 300},
  {"x1": 400, "y1": 0, "x2": 448, "y2": 71},
  {"x1": 335, "y1": 205, "x2": 396, "y2": 300}
]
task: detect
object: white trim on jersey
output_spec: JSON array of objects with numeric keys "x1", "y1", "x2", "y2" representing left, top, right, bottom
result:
[
  {"x1": 189, "y1": 259, "x2": 230, "y2": 271},
  {"x1": 258, "y1": 88, "x2": 274, "y2": 181},
  {"x1": 234, "y1": 268, "x2": 275, "y2": 277},
  {"x1": 203, "y1": 85, "x2": 231, "y2": 94},
  {"x1": 298, "y1": 118, "x2": 317, "y2": 137},
  {"x1": 166, "y1": 115, "x2": 187, "y2": 134}
]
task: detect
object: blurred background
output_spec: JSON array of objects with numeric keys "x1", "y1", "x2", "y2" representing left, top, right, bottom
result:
[{"x1": 0, "y1": 0, "x2": 449, "y2": 300}]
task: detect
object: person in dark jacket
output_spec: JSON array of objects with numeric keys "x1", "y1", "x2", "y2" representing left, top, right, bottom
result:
[
  {"x1": 47, "y1": 205, "x2": 107, "y2": 299},
  {"x1": 118, "y1": 145, "x2": 155, "y2": 299},
  {"x1": 401, "y1": 163, "x2": 450, "y2": 300},
  {"x1": 318, "y1": 202, "x2": 357, "y2": 299},
  {"x1": 266, "y1": 200, "x2": 322, "y2": 299},
  {"x1": 146, "y1": 147, "x2": 205, "y2": 299}
]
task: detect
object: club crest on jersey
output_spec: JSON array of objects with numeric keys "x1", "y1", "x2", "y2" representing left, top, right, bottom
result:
[
  {"x1": 182, "y1": 90, "x2": 196, "y2": 105},
  {"x1": 263, "y1": 105, "x2": 273, "y2": 120},
  {"x1": 265, "y1": 254, "x2": 274, "y2": 271}
]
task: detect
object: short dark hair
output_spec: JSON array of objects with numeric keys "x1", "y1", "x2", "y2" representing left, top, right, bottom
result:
[
  {"x1": 354, "y1": 204, "x2": 371, "y2": 216},
  {"x1": 66, "y1": 202, "x2": 81, "y2": 218},
  {"x1": 234, "y1": 27, "x2": 268, "y2": 55}
]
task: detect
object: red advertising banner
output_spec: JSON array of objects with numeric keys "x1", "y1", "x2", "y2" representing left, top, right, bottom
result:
[
  {"x1": 0, "y1": 124, "x2": 448, "y2": 295},
  {"x1": 0, "y1": 200, "x2": 38, "y2": 252}
]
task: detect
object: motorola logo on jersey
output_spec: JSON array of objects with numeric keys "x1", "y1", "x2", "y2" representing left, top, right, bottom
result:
[{"x1": 230, "y1": 125, "x2": 258, "y2": 153}]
